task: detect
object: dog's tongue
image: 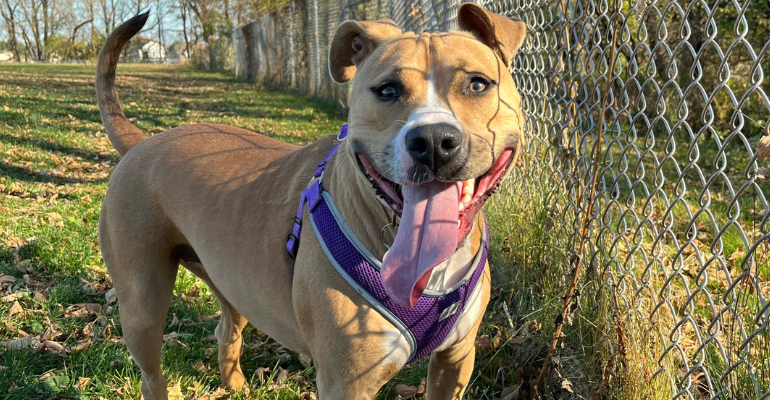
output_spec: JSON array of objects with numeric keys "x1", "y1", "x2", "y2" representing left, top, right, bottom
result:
[{"x1": 381, "y1": 181, "x2": 460, "y2": 308}]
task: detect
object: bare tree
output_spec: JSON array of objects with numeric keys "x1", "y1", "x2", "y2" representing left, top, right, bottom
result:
[{"x1": 0, "y1": 0, "x2": 21, "y2": 61}]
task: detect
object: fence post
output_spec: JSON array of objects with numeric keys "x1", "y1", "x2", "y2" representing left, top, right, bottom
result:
[{"x1": 312, "y1": 0, "x2": 321, "y2": 96}]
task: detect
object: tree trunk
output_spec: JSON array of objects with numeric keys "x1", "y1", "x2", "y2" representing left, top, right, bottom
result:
[{"x1": 0, "y1": 0, "x2": 21, "y2": 61}]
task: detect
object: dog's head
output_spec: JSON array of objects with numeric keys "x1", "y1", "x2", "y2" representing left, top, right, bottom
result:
[{"x1": 329, "y1": 3, "x2": 527, "y2": 307}]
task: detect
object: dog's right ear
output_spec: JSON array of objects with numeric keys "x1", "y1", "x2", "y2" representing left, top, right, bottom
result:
[{"x1": 329, "y1": 20, "x2": 402, "y2": 83}]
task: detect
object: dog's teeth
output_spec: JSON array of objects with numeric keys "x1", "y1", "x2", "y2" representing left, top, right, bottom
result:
[
  {"x1": 458, "y1": 202, "x2": 465, "y2": 211},
  {"x1": 461, "y1": 194, "x2": 472, "y2": 205},
  {"x1": 462, "y1": 179, "x2": 474, "y2": 195}
]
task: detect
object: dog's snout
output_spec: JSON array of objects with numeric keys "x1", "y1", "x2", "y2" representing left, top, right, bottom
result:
[{"x1": 405, "y1": 124, "x2": 463, "y2": 174}]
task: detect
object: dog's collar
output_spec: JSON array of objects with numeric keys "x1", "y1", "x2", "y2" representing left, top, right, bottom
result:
[{"x1": 286, "y1": 124, "x2": 489, "y2": 363}]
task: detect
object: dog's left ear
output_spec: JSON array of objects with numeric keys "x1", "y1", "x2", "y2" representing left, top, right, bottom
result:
[
  {"x1": 458, "y1": 3, "x2": 527, "y2": 68},
  {"x1": 329, "y1": 19, "x2": 403, "y2": 83}
]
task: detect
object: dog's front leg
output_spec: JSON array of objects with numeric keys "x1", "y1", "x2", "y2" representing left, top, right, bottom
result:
[
  {"x1": 425, "y1": 322, "x2": 480, "y2": 400},
  {"x1": 426, "y1": 269, "x2": 490, "y2": 400}
]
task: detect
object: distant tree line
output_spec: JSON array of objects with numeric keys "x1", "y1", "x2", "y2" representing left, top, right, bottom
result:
[{"x1": 0, "y1": 0, "x2": 292, "y2": 67}]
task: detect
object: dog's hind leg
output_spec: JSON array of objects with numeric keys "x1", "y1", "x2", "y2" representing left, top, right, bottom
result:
[
  {"x1": 101, "y1": 226, "x2": 179, "y2": 400},
  {"x1": 211, "y1": 289, "x2": 249, "y2": 389},
  {"x1": 180, "y1": 259, "x2": 249, "y2": 390}
]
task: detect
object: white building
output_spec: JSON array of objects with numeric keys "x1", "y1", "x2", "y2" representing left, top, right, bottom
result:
[{"x1": 124, "y1": 37, "x2": 167, "y2": 63}]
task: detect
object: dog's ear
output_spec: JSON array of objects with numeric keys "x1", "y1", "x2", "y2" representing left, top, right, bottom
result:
[
  {"x1": 458, "y1": 3, "x2": 527, "y2": 67},
  {"x1": 329, "y1": 19, "x2": 402, "y2": 83}
]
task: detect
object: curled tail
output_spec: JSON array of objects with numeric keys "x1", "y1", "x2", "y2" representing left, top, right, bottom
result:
[{"x1": 96, "y1": 12, "x2": 150, "y2": 157}]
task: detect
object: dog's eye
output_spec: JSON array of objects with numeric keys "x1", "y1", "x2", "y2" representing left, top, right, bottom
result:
[
  {"x1": 468, "y1": 78, "x2": 489, "y2": 93},
  {"x1": 373, "y1": 83, "x2": 400, "y2": 101}
]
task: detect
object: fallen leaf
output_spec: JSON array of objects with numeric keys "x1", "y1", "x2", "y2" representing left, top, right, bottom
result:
[
  {"x1": 392, "y1": 383, "x2": 419, "y2": 399},
  {"x1": 75, "y1": 376, "x2": 91, "y2": 392},
  {"x1": 500, "y1": 384, "x2": 521, "y2": 400},
  {"x1": 416, "y1": 378, "x2": 426, "y2": 396},
  {"x1": 757, "y1": 167, "x2": 770, "y2": 180},
  {"x1": 2, "y1": 293, "x2": 23, "y2": 302},
  {"x1": 168, "y1": 380, "x2": 184, "y2": 400},
  {"x1": 168, "y1": 313, "x2": 180, "y2": 328},
  {"x1": 105, "y1": 288, "x2": 117, "y2": 304},
  {"x1": 204, "y1": 347, "x2": 215, "y2": 357},
  {"x1": 301, "y1": 392, "x2": 317, "y2": 400},
  {"x1": 758, "y1": 136, "x2": 770, "y2": 157},
  {"x1": 65, "y1": 303, "x2": 102, "y2": 317},
  {"x1": 8, "y1": 300, "x2": 24, "y2": 316},
  {"x1": 475, "y1": 334, "x2": 492, "y2": 352},
  {"x1": 71, "y1": 339, "x2": 92, "y2": 351},
  {"x1": 43, "y1": 340, "x2": 66, "y2": 353},
  {"x1": 33, "y1": 291, "x2": 46, "y2": 302},
  {"x1": 206, "y1": 387, "x2": 228, "y2": 399},
  {"x1": 203, "y1": 334, "x2": 218, "y2": 343},
  {"x1": 0, "y1": 274, "x2": 17, "y2": 287},
  {"x1": 275, "y1": 367, "x2": 289, "y2": 382},
  {"x1": 255, "y1": 367, "x2": 270, "y2": 382}
]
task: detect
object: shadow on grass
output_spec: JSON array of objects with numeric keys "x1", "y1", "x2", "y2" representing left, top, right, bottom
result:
[
  {"x1": 0, "y1": 160, "x2": 109, "y2": 185},
  {"x1": 0, "y1": 132, "x2": 117, "y2": 162}
]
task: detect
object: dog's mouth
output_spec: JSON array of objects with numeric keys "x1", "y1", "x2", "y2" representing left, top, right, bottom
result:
[{"x1": 356, "y1": 149, "x2": 513, "y2": 308}]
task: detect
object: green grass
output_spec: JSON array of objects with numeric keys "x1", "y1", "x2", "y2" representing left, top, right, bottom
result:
[{"x1": 0, "y1": 63, "x2": 570, "y2": 399}]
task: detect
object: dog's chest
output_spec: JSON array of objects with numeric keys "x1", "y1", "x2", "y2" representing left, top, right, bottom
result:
[{"x1": 380, "y1": 277, "x2": 486, "y2": 367}]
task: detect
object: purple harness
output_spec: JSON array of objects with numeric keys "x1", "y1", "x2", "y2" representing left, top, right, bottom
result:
[{"x1": 287, "y1": 124, "x2": 488, "y2": 363}]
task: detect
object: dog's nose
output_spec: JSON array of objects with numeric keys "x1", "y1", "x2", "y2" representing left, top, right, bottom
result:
[{"x1": 405, "y1": 124, "x2": 463, "y2": 173}]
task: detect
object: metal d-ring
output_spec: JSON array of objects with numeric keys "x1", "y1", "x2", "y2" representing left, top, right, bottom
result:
[{"x1": 380, "y1": 215, "x2": 399, "y2": 250}]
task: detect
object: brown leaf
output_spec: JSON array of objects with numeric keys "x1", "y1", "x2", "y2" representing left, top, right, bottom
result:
[
  {"x1": 168, "y1": 313, "x2": 180, "y2": 328},
  {"x1": 392, "y1": 384, "x2": 419, "y2": 399},
  {"x1": 105, "y1": 288, "x2": 117, "y2": 304},
  {"x1": 43, "y1": 340, "x2": 66, "y2": 353},
  {"x1": 71, "y1": 339, "x2": 92, "y2": 351},
  {"x1": 300, "y1": 392, "x2": 317, "y2": 400},
  {"x1": 416, "y1": 378, "x2": 426, "y2": 397},
  {"x1": 33, "y1": 291, "x2": 46, "y2": 302},
  {"x1": 2, "y1": 293, "x2": 23, "y2": 302},
  {"x1": 75, "y1": 376, "x2": 91, "y2": 392},
  {"x1": 757, "y1": 167, "x2": 770, "y2": 180},
  {"x1": 255, "y1": 367, "x2": 270, "y2": 382},
  {"x1": 500, "y1": 384, "x2": 521, "y2": 400},
  {"x1": 275, "y1": 367, "x2": 289, "y2": 382},
  {"x1": 758, "y1": 136, "x2": 770, "y2": 158},
  {"x1": 0, "y1": 274, "x2": 17, "y2": 287},
  {"x1": 8, "y1": 300, "x2": 24, "y2": 316},
  {"x1": 65, "y1": 303, "x2": 102, "y2": 318},
  {"x1": 205, "y1": 387, "x2": 228, "y2": 399},
  {"x1": 193, "y1": 360, "x2": 206, "y2": 373},
  {"x1": 475, "y1": 334, "x2": 492, "y2": 353}
]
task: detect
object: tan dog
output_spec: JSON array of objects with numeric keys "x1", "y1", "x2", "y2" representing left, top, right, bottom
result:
[{"x1": 96, "y1": 4, "x2": 526, "y2": 399}]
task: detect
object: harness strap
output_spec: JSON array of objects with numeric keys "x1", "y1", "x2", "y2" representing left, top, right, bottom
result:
[{"x1": 286, "y1": 124, "x2": 348, "y2": 259}]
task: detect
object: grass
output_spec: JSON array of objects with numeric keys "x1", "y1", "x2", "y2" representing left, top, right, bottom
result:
[{"x1": 0, "y1": 63, "x2": 575, "y2": 399}]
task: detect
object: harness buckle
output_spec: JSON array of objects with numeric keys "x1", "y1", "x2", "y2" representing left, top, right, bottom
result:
[{"x1": 287, "y1": 234, "x2": 300, "y2": 259}]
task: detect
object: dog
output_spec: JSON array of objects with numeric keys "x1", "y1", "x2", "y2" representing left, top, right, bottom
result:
[{"x1": 96, "y1": 4, "x2": 526, "y2": 399}]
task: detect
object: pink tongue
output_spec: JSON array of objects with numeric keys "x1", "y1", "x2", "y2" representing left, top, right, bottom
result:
[{"x1": 381, "y1": 181, "x2": 460, "y2": 308}]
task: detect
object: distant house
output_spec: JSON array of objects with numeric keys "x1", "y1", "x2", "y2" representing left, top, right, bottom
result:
[
  {"x1": 124, "y1": 37, "x2": 167, "y2": 63},
  {"x1": 0, "y1": 50, "x2": 13, "y2": 62},
  {"x1": 167, "y1": 42, "x2": 190, "y2": 64}
]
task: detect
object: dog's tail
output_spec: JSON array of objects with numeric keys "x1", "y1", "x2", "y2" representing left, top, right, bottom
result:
[{"x1": 96, "y1": 12, "x2": 150, "y2": 157}]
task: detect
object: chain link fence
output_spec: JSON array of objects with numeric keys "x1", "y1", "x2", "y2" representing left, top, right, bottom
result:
[{"x1": 234, "y1": 0, "x2": 770, "y2": 398}]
